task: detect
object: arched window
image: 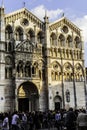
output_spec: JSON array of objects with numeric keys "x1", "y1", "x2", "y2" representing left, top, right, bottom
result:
[
  {"x1": 63, "y1": 62, "x2": 73, "y2": 81},
  {"x1": 37, "y1": 31, "x2": 44, "y2": 44},
  {"x1": 59, "y1": 34, "x2": 65, "y2": 47},
  {"x1": 51, "y1": 62, "x2": 62, "y2": 81},
  {"x1": 74, "y1": 36, "x2": 81, "y2": 48},
  {"x1": 25, "y1": 61, "x2": 31, "y2": 77},
  {"x1": 50, "y1": 33, "x2": 57, "y2": 46},
  {"x1": 67, "y1": 35, "x2": 73, "y2": 47},
  {"x1": 32, "y1": 62, "x2": 38, "y2": 77},
  {"x1": 74, "y1": 63, "x2": 84, "y2": 81},
  {"x1": 15, "y1": 26, "x2": 23, "y2": 41},
  {"x1": 5, "y1": 25, "x2": 13, "y2": 40},
  {"x1": 27, "y1": 29, "x2": 35, "y2": 43},
  {"x1": 5, "y1": 67, "x2": 12, "y2": 79},
  {"x1": 17, "y1": 61, "x2": 24, "y2": 77}
]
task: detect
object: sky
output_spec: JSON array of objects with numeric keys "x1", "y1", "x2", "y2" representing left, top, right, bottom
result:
[{"x1": 1, "y1": 0, "x2": 87, "y2": 66}]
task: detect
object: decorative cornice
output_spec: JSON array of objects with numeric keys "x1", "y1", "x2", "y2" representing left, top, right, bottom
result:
[
  {"x1": 5, "y1": 7, "x2": 43, "y2": 26},
  {"x1": 49, "y1": 17, "x2": 81, "y2": 35}
]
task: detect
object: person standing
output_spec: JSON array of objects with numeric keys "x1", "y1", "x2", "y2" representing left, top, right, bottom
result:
[
  {"x1": 55, "y1": 111, "x2": 61, "y2": 130},
  {"x1": 77, "y1": 109, "x2": 87, "y2": 130},
  {"x1": 11, "y1": 111, "x2": 20, "y2": 130},
  {"x1": 21, "y1": 112, "x2": 27, "y2": 130},
  {"x1": 2, "y1": 113, "x2": 9, "y2": 130},
  {"x1": 65, "y1": 107, "x2": 76, "y2": 130}
]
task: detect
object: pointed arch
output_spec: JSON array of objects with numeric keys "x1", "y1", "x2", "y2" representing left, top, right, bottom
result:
[
  {"x1": 67, "y1": 35, "x2": 73, "y2": 47},
  {"x1": 37, "y1": 31, "x2": 44, "y2": 44},
  {"x1": 25, "y1": 61, "x2": 31, "y2": 77},
  {"x1": 50, "y1": 32, "x2": 57, "y2": 46},
  {"x1": 58, "y1": 34, "x2": 65, "y2": 47},
  {"x1": 15, "y1": 26, "x2": 23, "y2": 41},
  {"x1": 27, "y1": 28, "x2": 35, "y2": 43},
  {"x1": 74, "y1": 63, "x2": 84, "y2": 81},
  {"x1": 17, "y1": 60, "x2": 24, "y2": 77},
  {"x1": 63, "y1": 62, "x2": 73, "y2": 81},
  {"x1": 5, "y1": 24, "x2": 13, "y2": 40},
  {"x1": 51, "y1": 61, "x2": 62, "y2": 81},
  {"x1": 32, "y1": 61, "x2": 39, "y2": 77},
  {"x1": 17, "y1": 81, "x2": 39, "y2": 112},
  {"x1": 5, "y1": 55, "x2": 13, "y2": 79},
  {"x1": 74, "y1": 36, "x2": 81, "y2": 48}
]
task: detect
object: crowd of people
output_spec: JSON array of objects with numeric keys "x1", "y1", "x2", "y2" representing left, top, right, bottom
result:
[{"x1": 0, "y1": 107, "x2": 87, "y2": 130}]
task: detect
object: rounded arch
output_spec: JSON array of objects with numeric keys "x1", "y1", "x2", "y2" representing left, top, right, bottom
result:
[
  {"x1": 37, "y1": 31, "x2": 44, "y2": 44},
  {"x1": 59, "y1": 34, "x2": 65, "y2": 46},
  {"x1": 63, "y1": 62, "x2": 73, "y2": 70},
  {"x1": 50, "y1": 32, "x2": 57, "y2": 38},
  {"x1": 5, "y1": 24, "x2": 13, "y2": 33},
  {"x1": 5, "y1": 55, "x2": 13, "y2": 79},
  {"x1": 16, "y1": 60, "x2": 24, "y2": 77},
  {"x1": 18, "y1": 81, "x2": 39, "y2": 112},
  {"x1": 74, "y1": 36, "x2": 81, "y2": 48},
  {"x1": 50, "y1": 32, "x2": 57, "y2": 46},
  {"x1": 32, "y1": 61, "x2": 39, "y2": 77},
  {"x1": 59, "y1": 34, "x2": 65, "y2": 41},
  {"x1": 74, "y1": 63, "x2": 84, "y2": 81},
  {"x1": 5, "y1": 24, "x2": 13, "y2": 40},
  {"x1": 15, "y1": 26, "x2": 24, "y2": 41},
  {"x1": 63, "y1": 62, "x2": 73, "y2": 81},
  {"x1": 24, "y1": 61, "x2": 31, "y2": 77},
  {"x1": 27, "y1": 28, "x2": 35, "y2": 43},
  {"x1": 18, "y1": 81, "x2": 39, "y2": 97},
  {"x1": 20, "y1": 18, "x2": 29, "y2": 26},
  {"x1": 15, "y1": 26, "x2": 24, "y2": 32},
  {"x1": 54, "y1": 95, "x2": 62, "y2": 110},
  {"x1": 67, "y1": 35, "x2": 73, "y2": 47},
  {"x1": 54, "y1": 95, "x2": 62, "y2": 102},
  {"x1": 51, "y1": 61, "x2": 61, "y2": 70},
  {"x1": 51, "y1": 61, "x2": 62, "y2": 81}
]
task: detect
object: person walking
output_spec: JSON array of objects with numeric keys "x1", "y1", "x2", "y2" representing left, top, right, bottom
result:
[
  {"x1": 11, "y1": 111, "x2": 20, "y2": 130},
  {"x1": 2, "y1": 113, "x2": 9, "y2": 130},
  {"x1": 77, "y1": 109, "x2": 87, "y2": 130},
  {"x1": 55, "y1": 111, "x2": 61, "y2": 130},
  {"x1": 21, "y1": 112, "x2": 27, "y2": 130},
  {"x1": 64, "y1": 107, "x2": 76, "y2": 130}
]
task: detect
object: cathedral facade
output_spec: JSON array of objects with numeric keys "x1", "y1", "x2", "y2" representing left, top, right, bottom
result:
[{"x1": 0, "y1": 6, "x2": 86, "y2": 112}]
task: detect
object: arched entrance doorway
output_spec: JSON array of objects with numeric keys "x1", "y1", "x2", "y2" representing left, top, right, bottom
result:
[
  {"x1": 18, "y1": 82, "x2": 39, "y2": 112},
  {"x1": 54, "y1": 95, "x2": 62, "y2": 110}
]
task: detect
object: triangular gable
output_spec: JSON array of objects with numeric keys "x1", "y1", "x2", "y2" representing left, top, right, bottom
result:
[
  {"x1": 5, "y1": 7, "x2": 43, "y2": 24},
  {"x1": 16, "y1": 40, "x2": 35, "y2": 51},
  {"x1": 49, "y1": 17, "x2": 81, "y2": 35}
]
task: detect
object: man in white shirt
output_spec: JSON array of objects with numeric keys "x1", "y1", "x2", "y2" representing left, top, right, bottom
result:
[
  {"x1": 2, "y1": 113, "x2": 9, "y2": 130},
  {"x1": 11, "y1": 111, "x2": 20, "y2": 130}
]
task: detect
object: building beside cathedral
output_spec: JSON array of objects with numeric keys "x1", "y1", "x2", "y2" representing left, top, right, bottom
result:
[{"x1": 0, "y1": 4, "x2": 86, "y2": 112}]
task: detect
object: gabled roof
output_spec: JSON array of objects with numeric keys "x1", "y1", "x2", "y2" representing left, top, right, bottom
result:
[
  {"x1": 49, "y1": 16, "x2": 81, "y2": 33},
  {"x1": 5, "y1": 7, "x2": 43, "y2": 23}
]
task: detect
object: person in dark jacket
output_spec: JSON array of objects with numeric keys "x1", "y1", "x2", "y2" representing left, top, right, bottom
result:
[{"x1": 65, "y1": 107, "x2": 76, "y2": 130}]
